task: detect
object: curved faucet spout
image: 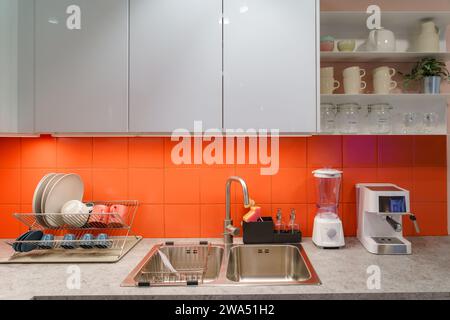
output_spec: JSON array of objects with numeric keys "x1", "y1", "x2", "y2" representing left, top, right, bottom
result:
[{"x1": 224, "y1": 176, "x2": 251, "y2": 245}]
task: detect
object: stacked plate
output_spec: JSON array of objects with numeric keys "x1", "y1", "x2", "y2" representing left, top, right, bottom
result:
[{"x1": 32, "y1": 173, "x2": 84, "y2": 228}]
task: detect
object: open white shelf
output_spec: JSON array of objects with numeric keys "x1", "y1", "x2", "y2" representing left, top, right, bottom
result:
[
  {"x1": 321, "y1": 11, "x2": 450, "y2": 38},
  {"x1": 321, "y1": 11, "x2": 449, "y2": 53},
  {"x1": 321, "y1": 52, "x2": 450, "y2": 63},
  {"x1": 320, "y1": 94, "x2": 448, "y2": 135},
  {"x1": 321, "y1": 94, "x2": 450, "y2": 105},
  {"x1": 319, "y1": 10, "x2": 450, "y2": 136}
]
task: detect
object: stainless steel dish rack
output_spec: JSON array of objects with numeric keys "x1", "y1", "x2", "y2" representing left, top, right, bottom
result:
[{"x1": 5, "y1": 200, "x2": 140, "y2": 262}]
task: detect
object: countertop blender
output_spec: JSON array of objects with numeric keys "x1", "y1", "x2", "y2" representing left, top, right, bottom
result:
[{"x1": 312, "y1": 169, "x2": 345, "y2": 249}]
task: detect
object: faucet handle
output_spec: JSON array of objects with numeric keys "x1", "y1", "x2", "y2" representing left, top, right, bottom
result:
[{"x1": 225, "y1": 224, "x2": 240, "y2": 236}]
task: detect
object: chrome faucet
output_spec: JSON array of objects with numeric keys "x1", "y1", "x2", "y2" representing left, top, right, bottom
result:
[{"x1": 225, "y1": 176, "x2": 251, "y2": 245}]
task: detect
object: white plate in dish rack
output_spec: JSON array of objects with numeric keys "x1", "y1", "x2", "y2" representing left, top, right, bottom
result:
[
  {"x1": 44, "y1": 174, "x2": 84, "y2": 227},
  {"x1": 32, "y1": 173, "x2": 56, "y2": 227},
  {"x1": 40, "y1": 173, "x2": 65, "y2": 216}
]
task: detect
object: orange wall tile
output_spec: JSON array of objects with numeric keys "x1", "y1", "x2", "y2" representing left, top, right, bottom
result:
[
  {"x1": 129, "y1": 137, "x2": 164, "y2": 168},
  {"x1": 92, "y1": 169, "x2": 128, "y2": 200},
  {"x1": 93, "y1": 137, "x2": 129, "y2": 168},
  {"x1": 132, "y1": 205, "x2": 165, "y2": 238},
  {"x1": 0, "y1": 205, "x2": 22, "y2": 238},
  {"x1": 279, "y1": 138, "x2": 307, "y2": 168},
  {"x1": 0, "y1": 139, "x2": 20, "y2": 168},
  {"x1": 199, "y1": 168, "x2": 236, "y2": 204},
  {"x1": 129, "y1": 168, "x2": 164, "y2": 204},
  {"x1": 0, "y1": 169, "x2": 21, "y2": 204},
  {"x1": 378, "y1": 136, "x2": 414, "y2": 167},
  {"x1": 342, "y1": 168, "x2": 378, "y2": 203},
  {"x1": 200, "y1": 204, "x2": 226, "y2": 238},
  {"x1": 272, "y1": 168, "x2": 307, "y2": 204},
  {"x1": 57, "y1": 138, "x2": 93, "y2": 168},
  {"x1": 343, "y1": 136, "x2": 377, "y2": 168},
  {"x1": 307, "y1": 136, "x2": 342, "y2": 168},
  {"x1": 165, "y1": 168, "x2": 200, "y2": 204},
  {"x1": 164, "y1": 204, "x2": 200, "y2": 237},
  {"x1": 21, "y1": 136, "x2": 57, "y2": 168},
  {"x1": 0, "y1": 135, "x2": 447, "y2": 238}
]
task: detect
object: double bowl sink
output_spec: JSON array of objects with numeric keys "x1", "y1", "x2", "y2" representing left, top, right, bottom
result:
[{"x1": 122, "y1": 243, "x2": 321, "y2": 287}]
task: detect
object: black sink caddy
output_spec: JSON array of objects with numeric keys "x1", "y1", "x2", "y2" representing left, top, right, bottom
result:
[{"x1": 242, "y1": 217, "x2": 302, "y2": 244}]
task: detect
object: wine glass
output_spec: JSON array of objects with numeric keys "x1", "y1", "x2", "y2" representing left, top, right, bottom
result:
[
  {"x1": 422, "y1": 113, "x2": 439, "y2": 134},
  {"x1": 402, "y1": 112, "x2": 418, "y2": 134}
]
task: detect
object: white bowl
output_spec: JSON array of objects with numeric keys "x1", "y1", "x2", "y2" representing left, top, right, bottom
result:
[{"x1": 61, "y1": 200, "x2": 90, "y2": 228}]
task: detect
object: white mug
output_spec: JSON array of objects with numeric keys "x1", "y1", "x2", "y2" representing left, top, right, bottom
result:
[
  {"x1": 343, "y1": 66, "x2": 366, "y2": 79},
  {"x1": 321, "y1": 67, "x2": 335, "y2": 79},
  {"x1": 344, "y1": 76, "x2": 367, "y2": 94},
  {"x1": 321, "y1": 77, "x2": 340, "y2": 94},
  {"x1": 373, "y1": 75, "x2": 397, "y2": 94},
  {"x1": 373, "y1": 66, "x2": 396, "y2": 78}
]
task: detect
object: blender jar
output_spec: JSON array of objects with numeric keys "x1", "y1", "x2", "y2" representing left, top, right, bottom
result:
[{"x1": 313, "y1": 169, "x2": 342, "y2": 220}]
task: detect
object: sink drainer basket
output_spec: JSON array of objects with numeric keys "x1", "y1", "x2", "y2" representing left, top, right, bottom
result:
[{"x1": 137, "y1": 245, "x2": 210, "y2": 286}]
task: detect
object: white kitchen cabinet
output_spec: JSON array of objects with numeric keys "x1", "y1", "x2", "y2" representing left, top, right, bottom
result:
[
  {"x1": 224, "y1": 0, "x2": 318, "y2": 133},
  {"x1": 35, "y1": 0, "x2": 128, "y2": 133},
  {"x1": 129, "y1": 0, "x2": 223, "y2": 133},
  {"x1": 0, "y1": 0, "x2": 34, "y2": 134}
]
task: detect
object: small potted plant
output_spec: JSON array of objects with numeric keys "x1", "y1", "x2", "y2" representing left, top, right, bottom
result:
[{"x1": 401, "y1": 57, "x2": 450, "y2": 94}]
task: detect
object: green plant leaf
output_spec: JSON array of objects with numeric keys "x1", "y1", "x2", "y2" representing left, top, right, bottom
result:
[{"x1": 401, "y1": 57, "x2": 450, "y2": 87}]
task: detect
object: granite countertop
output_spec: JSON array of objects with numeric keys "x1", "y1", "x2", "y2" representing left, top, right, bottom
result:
[{"x1": 0, "y1": 237, "x2": 449, "y2": 300}]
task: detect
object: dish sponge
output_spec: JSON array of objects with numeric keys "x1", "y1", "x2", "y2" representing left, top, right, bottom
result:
[{"x1": 243, "y1": 206, "x2": 262, "y2": 223}]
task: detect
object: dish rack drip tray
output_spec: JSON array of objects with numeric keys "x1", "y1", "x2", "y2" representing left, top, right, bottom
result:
[{"x1": 0, "y1": 236, "x2": 142, "y2": 264}]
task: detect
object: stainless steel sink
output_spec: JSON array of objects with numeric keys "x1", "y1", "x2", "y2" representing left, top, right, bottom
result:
[
  {"x1": 121, "y1": 243, "x2": 224, "y2": 287},
  {"x1": 122, "y1": 242, "x2": 320, "y2": 287},
  {"x1": 225, "y1": 244, "x2": 319, "y2": 285}
]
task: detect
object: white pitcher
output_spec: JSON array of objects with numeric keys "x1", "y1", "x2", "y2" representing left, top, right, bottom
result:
[
  {"x1": 416, "y1": 21, "x2": 440, "y2": 52},
  {"x1": 366, "y1": 28, "x2": 396, "y2": 52}
]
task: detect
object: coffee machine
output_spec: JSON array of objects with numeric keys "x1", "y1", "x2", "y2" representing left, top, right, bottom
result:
[{"x1": 356, "y1": 184, "x2": 420, "y2": 255}]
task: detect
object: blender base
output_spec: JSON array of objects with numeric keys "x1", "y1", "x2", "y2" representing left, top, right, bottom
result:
[{"x1": 312, "y1": 215, "x2": 345, "y2": 248}]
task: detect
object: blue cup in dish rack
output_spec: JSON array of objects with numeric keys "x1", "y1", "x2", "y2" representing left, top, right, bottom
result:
[
  {"x1": 39, "y1": 234, "x2": 55, "y2": 249},
  {"x1": 80, "y1": 233, "x2": 94, "y2": 249},
  {"x1": 61, "y1": 234, "x2": 77, "y2": 249},
  {"x1": 95, "y1": 233, "x2": 112, "y2": 249}
]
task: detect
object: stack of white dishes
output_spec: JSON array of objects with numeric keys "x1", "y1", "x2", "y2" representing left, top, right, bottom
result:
[{"x1": 32, "y1": 173, "x2": 84, "y2": 228}]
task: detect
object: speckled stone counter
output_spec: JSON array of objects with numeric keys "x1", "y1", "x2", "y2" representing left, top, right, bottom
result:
[{"x1": 0, "y1": 237, "x2": 449, "y2": 300}]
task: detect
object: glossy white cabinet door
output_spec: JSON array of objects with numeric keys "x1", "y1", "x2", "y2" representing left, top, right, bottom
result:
[
  {"x1": 35, "y1": 0, "x2": 128, "y2": 133},
  {"x1": 130, "y1": 0, "x2": 222, "y2": 133},
  {"x1": 0, "y1": 0, "x2": 34, "y2": 133},
  {"x1": 224, "y1": 0, "x2": 318, "y2": 133}
]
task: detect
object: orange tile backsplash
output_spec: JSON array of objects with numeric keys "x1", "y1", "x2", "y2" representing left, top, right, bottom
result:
[{"x1": 0, "y1": 136, "x2": 447, "y2": 238}]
